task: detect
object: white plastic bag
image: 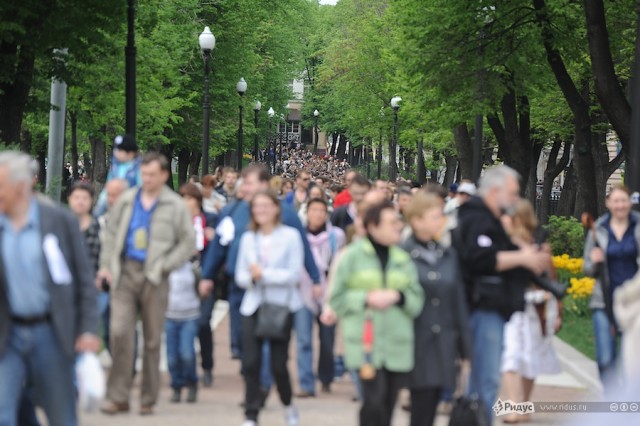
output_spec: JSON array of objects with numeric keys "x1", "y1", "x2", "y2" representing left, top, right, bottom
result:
[{"x1": 75, "y1": 352, "x2": 106, "y2": 412}]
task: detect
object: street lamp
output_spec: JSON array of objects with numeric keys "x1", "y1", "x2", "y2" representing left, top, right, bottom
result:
[
  {"x1": 268, "y1": 107, "x2": 275, "y2": 173},
  {"x1": 390, "y1": 96, "x2": 402, "y2": 181},
  {"x1": 313, "y1": 109, "x2": 319, "y2": 153},
  {"x1": 198, "y1": 26, "x2": 216, "y2": 177},
  {"x1": 236, "y1": 77, "x2": 247, "y2": 170},
  {"x1": 253, "y1": 100, "x2": 261, "y2": 162},
  {"x1": 378, "y1": 107, "x2": 384, "y2": 180}
]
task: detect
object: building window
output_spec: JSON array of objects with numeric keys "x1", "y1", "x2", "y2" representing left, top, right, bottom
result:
[{"x1": 292, "y1": 123, "x2": 299, "y2": 133}]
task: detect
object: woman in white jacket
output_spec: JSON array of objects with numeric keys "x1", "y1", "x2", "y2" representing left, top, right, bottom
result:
[{"x1": 235, "y1": 190, "x2": 304, "y2": 426}]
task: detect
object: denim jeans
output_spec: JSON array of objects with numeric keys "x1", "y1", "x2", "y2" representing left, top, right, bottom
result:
[
  {"x1": 18, "y1": 387, "x2": 40, "y2": 426},
  {"x1": 97, "y1": 291, "x2": 110, "y2": 352},
  {"x1": 165, "y1": 318, "x2": 199, "y2": 389},
  {"x1": 593, "y1": 309, "x2": 620, "y2": 393},
  {"x1": 467, "y1": 309, "x2": 505, "y2": 423},
  {"x1": 0, "y1": 323, "x2": 77, "y2": 426},
  {"x1": 261, "y1": 341, "x2": 274, "y2": 390},
  {"x1": 228, "y1": 282, "x2": 245, "y2": 358},
  {"x1": 295, "y1": 307, "x2": 336, "y2": 393},
  {"x1": 199, "y1": 292, "x2": 216, "y2": 372}
]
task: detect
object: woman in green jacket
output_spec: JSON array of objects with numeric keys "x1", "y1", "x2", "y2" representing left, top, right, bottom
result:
[{"x1": 330, "y1": 199, "x2": 424, "y2": 426}]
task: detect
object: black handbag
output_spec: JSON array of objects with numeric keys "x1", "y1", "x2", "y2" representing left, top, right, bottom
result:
[
  {"x1": 449, "y1": 361, "x2": 489, "y2": 426},
  {"x1": 255, "y1": 294, "x2": 292, "y2": 341},
  {"x1": 253, "y1": 233, "x2": 293, "y2": 341},
  {"x1": 449, "y1": 395, "x2": 489, "y2": 426}
]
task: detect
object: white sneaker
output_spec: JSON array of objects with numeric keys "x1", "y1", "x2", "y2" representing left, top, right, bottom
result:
[
  {"x1": 284, "y1": 405, "x2": 299, "y2": 426},
  {"x1": 241, "y1": 421, "x2": 257, "y2": 426}
]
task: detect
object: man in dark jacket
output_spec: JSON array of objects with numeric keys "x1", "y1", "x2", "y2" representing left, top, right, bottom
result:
[
  {"x1": 0, "y1": 152, "x2": 99, "y2": 425},
  {"x1": 452, "y1": 165, "x2": 549, "y2": 422},
  {"x1": 331, "y1": 174, "x2": 370, "y2": 232}
]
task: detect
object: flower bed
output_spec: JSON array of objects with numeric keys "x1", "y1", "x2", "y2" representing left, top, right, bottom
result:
[{"x1": 552, "y1": 255, "x2": 596, "y2": 360}]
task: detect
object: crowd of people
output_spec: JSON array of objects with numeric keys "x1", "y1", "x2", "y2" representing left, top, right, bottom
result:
[{"x1": 1, "y1": 135, "x2": 639, "y2": 426}]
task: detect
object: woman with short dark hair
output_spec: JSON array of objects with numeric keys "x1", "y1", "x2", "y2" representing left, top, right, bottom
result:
[{"x1": 330, "y1": 200, "x2": 424, "y2": 426}]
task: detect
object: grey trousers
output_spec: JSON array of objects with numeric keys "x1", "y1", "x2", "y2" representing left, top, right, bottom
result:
[{"x1": 106, "y1": 260, "x2": 169, "y2": 406}]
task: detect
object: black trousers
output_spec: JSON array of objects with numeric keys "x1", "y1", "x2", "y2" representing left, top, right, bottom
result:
[
  {"x1": 410, "y1": 387, "x2": 442, "y2": 426},
  {"x1": 198, "y1": 292, "x2": 216, "y2": 371},
  {"x1": 359, "y1": 368, "x2": 407, "y2": 426},
  {"x1": 242, "y1": 313, "x2": 293, "y2": 421}
]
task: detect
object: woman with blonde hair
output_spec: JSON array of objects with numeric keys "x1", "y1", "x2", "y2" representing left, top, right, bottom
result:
[
  {"x1": 400, "y1": 191, "x2": 471, "y2": 426},
  {"x1": 500, "y1": 199, "x2": 562, "y2": 424},
  {"x1": 270, "y1": 175, "x2": 284, "y2": 197}
]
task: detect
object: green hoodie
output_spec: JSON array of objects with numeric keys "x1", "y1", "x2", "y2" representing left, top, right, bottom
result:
[{"x1": 330, "y1": 238, "x2": 424, "y2": 372}]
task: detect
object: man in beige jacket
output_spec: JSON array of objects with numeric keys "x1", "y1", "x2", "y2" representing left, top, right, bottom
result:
[{"x1": 97, "y1": 152, "x2": 195, "y2": 416}]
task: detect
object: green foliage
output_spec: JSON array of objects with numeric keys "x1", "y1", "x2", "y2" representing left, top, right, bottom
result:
[{"x1": 545, "y1": 215, "x2": 585, "y2": 257}]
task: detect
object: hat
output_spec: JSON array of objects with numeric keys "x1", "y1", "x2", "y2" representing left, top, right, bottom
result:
[
  {"x1": 113, "y1": 134, "x2": 138, "y2": 152},
  {"x1": 449, "y1": 183, "x2": 459, "y2": 193},
  {"x1": 458, "y1": 182, "x2": 477, "y2": 196}
]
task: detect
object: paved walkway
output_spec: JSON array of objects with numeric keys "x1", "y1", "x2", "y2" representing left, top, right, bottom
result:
[{"x1": 79, "y1": 303, "x2": 599, "y2": 426}]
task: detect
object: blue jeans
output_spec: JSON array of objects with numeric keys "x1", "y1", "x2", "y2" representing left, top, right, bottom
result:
[
  {"x1": 165, "y1": 318, "x2": 199, "y2": 389},
  {"x1": 0, "y1": 323, "x2": 77, "y2": 426},
  {"x1": 295, "y1": 307, "x2": 336, "y2": 393},
  {"x1": 97, "y1": 291, "x2": 110, "y2": 352},
  {"x1": 199, "y1": 292, "x2": 216, "y2": 372},
  {"x1": 593, "y1": 309, "x2": 620, "y2": 393},
  {"x1": 261, "y1": 341, "x2": 274, "y2": 390},
  {"x1": 467, "y1": 309, "x2": 505, "y2": 423},
  {"x1": 229, "y1": 282, "x2": 245, "y2": 358}
]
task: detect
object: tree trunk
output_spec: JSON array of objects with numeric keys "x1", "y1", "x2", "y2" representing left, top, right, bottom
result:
[
  {"x1": 556, "y1": 162, "x2": 576, "y2": 218},
  {"x1": 38, "y1": 149, "x2": 46, "y2": 190},
  {"x1": 534, "y1": 0, "x2": 598, "y2": 218},
  {"x1": 487, "y1": 89, "x2": 532, "y2": 195},
  {"x1": 583, "y1": 0, "x2": 630, "y2": 157},
  {"x1": 417, "y1": 135, "x2": 427, "y2": 184},
  {"x1": 0, "y1": 44, "x2": 36, "y2": 146},
  {"x1": 540, "y1": 138, "x2": 571, "y2": 223},
  {"x1": 177, "y1": 149, "x2": 190, "y2": 186},
  {"x1": 336, "y1": 134, "x2": 347, "y2": 160},
  {"x1": 189, "y1": 151, "x2": 202, "y2": 177},
  {"x1": 591, "y1": 124, "x2": 625, "y2": 216},
  {"x1": 443, "y1": 154, "x2": 457, "y2": 186},
  {"x1": 215, "y1": 154, "x2": 225, "y2": 170},
  {"x1": 159, "y1": 143, "x2": 174, "y2": 189},
  {"x1": 20, "y1": 129, "x2": 32, "y2": 153},
  {"x1": 453, "y1": 124, "x2": 473, "y2": 180},
  {"x1": 83, "y1": 152, "x2": 92, "y2": 181},
  {"x1": 525, "y1": 139, "x2": 543, "y2": 205},
  {"x1": 69, "y1": 111, "x2": 79, "y2": 181},
  {"x1": 91, "y1": 127, "x2": 107, "y2": 196},
  {"x1": 330, "y1": 133, "x2": 338, "y2": 156}
]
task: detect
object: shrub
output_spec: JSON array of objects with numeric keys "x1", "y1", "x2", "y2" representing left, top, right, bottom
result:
[{"x1": 545, "y1": 215, "x2": 585, "y2": 257}]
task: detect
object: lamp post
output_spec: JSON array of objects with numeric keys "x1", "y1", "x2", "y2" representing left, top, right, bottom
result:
[
  {"x1": 378, "y1": 107, "x2": 384, "y2": 179},
  {"x1": 313, "y1": 109, "x2": 319, "y2": 153},
  {"x1": 268, "y1": 107, "x2": 275, "y2": 173},
  {"x1": 125, "y1": 0, "x2": 136, "y2": 139},
  {"x1": 236, "y1": 77, "x2": 247, "y2": 170},
  {"x1": 198, "y1": 26, "x2": 215, "y2": 177},
  {"x1": 253, "y1": 100, "x2": 261, "y2": 162},
  {"x1": 378, "y1": 127, "x2": 383, "y2": 179},
  {"x1": 390, "y1": 96, "x2": 402, "y2": 181}
]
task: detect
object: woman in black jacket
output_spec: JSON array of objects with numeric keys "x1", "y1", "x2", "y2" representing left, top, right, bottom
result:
[{"x1": 400, "y1": 191, "x2": 472, "y2": 426}]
